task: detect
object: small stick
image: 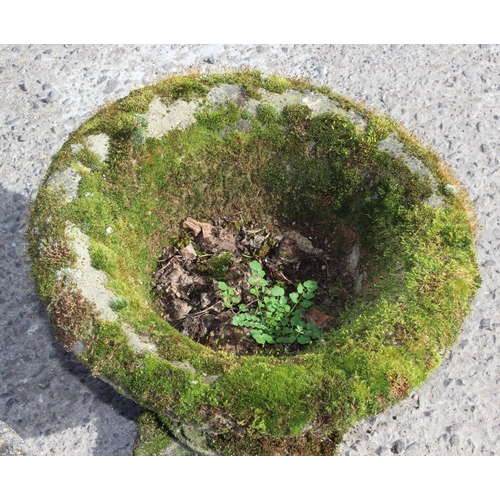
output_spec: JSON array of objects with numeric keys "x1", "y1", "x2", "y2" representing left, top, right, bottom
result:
[
  {"x1": 187, "y1": 300, "x2": 223, "y2": 317},
  {"x1": 265, "y1": 262, "x2": 294, "y2": 285}
]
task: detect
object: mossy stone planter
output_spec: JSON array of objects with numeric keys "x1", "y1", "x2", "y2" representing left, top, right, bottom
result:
[{"x1": 29, "y1": 72, "x2": 480, "y2": 455}]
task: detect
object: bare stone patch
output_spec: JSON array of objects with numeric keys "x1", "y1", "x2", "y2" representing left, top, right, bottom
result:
[
  {"x1": 378, "y1": 133, "x2": 432, "y2": 180},
  {"x1": 347, "y1": 243, "x2": 367, "y2": 294},
  {"x1": 261, "y1": 89, "x2": 306, "y2": 114},
  {"x1": 301, "y1": 91, "x2": 342, "y2": 115},
  {"x1": 171, "y1": 361, "x2": 197, "y2": 374},
  {"x1": 346, "y1": 109, "x2": 368, "y2": 131},
  {"x1": 378, "y1": 133, "x2": 444, "y2": 207},
  {"x1": 45, "y1": 167, "x2": 82, "y2": 203},
  {"x1": 281, "y1": 230, "x2": 323, "y2": 256},
  {"x1": 242, "y1": 88, "x2": 368, "y2": 130},
  {"x1": 61, "y1": 223, "x2": 157, "y2": 355},
  {"x1": 63, "y1": 224, "x2": 118, "y2": 322},
  {"x1": 146, "y1": 97, "x2": 202, "y2": 139},
  {"x1": 122, "y1": 323, "x2": 157, "y2": 355},
  {"x1": 85, "y1": 133, "x2": 109, "y2": 162},
  {"x1": 207, "y1": 84, "x2": 246, "y2": 107}
]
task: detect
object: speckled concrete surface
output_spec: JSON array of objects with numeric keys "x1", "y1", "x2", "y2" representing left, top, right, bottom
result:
[{"x1": 1, "y1": 44, "x2": 499, "y2": 455}]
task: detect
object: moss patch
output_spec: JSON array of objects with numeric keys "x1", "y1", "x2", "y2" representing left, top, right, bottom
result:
[{"x1": 29, "y1": 72, "x2": 480, "y2": 455}]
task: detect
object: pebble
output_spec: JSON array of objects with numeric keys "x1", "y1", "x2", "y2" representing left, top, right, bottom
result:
[
  {"x1": 103, "y1": 80, "x2": 118, "y2": 94},
  {"x1": 375, "y1": 446, "x2": 392, "y2": 456},
  {"x1": 405, "y1": 442, "x2": 421, "y2": 454},
  {"x1": 480, "y1": 318, "x2": 491, "y2": 330},
  {"x1": 1, "y1": 44, "x2": 500, "y2": 456},
  {"x1": 391, "y1": 439, "x2": 406, "y2": 455},
  {"x1": 316, "y1": 65, "x2": 327, "y2": 78}
]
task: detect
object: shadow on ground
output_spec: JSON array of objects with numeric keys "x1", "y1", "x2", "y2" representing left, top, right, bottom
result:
[{"x1": 0, "y1": 183, "x2": 142, "y2": 455}]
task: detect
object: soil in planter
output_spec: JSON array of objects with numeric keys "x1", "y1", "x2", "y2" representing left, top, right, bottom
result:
[{"x1": 152, "y1": 213, "x2": 356, "y2": 355}]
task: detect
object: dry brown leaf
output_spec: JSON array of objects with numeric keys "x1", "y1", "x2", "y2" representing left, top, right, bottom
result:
[{"x1": 305, "y1": 308, "x2": 330, "y2": 328}]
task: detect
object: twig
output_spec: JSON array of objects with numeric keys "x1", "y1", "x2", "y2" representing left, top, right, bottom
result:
[
  {"x1": 187, "y1": 300, "x2": 223, "y2": 317},
  {"x1": 197, "y1": 254, "x2": 213, "y2": 259},
  {"x1": 156, "y1": 263, "x2": 170, "y2": 274},
  {"x1": 265, "y1": 262, "x2": 294, "y2": 285}
]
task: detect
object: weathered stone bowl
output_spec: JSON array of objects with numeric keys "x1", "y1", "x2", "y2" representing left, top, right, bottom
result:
[{"x1": 29, "y1": 72, "x2": 480, "y2": 455}]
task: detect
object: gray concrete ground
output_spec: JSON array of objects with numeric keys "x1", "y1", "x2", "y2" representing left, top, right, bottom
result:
[{"x1": 1, "y1": 44, "x2": 499, "y2": 455}]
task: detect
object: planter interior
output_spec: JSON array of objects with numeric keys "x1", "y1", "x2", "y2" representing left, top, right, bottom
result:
[{"x1": 29, "y1": 72, "x2": 480, "y2": 455}]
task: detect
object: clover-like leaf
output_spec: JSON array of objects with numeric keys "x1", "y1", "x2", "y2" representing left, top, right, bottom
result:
[
  {"x1": 251, "y1": 333, "x2": 266, "y2": 345},
  {"x1": 233, "y1": 315, "x2": 243, "y2": 326},
  {"x1": 249, "y1": 260, "x2": 262, "y2": 273},
  {"x1": 300, "y1": 300, "x2": 312, "y2": 308},
  {"x1": 289, "y1": 292, "x2": 299, "y2": 304},
  {"x1": 303, "y1": 280, "x2": 318, "y2": 291},
  {"x1": 297, "y1": 335, "x2": 311, "y2": 345},
  {"x1": 271, "y1": 286, "x2": 285, "y2": 297},
  {"x1": 276, "y1": 334, "x2": 296, "y2": 344},
  {"x1": 218, "y1": 281, "x2": 229, "y2": 291},
  {"x1": 309, "y1": 329, "x2": 321, "y2": 339},
  {"x1": 262, "y1": 333, "x2": 274, "y2": 344},
  {"x1": 251, "y1": 329, "x2": 272, "y2": 346}
]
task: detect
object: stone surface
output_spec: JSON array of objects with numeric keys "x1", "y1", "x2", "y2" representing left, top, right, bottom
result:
[
  {"x1": 64, "y1": 224, "x2": 118, "y2": 322},
  {"x1": 85, "y1": 134, "x2": 109, "y2": 162},
  {"x1": 146, "y1": 97, "x2": 201, "y2": 139},
  {"x1": 207, "y1": 83, "x2": 246, "y2": 107},
  {"x1": 62, "y1": 224, "x2": 158, "y2": 356},
  {"x1": 378, "y1": 133, "x2": 445, "y2": 207},
  {"x1": 378, "y1": 133, "x2": 432, "y2": 179},
  {"x1": 0, "y1": 419, "x2": 31, "y2": 455},
  {"x1": 45, "y1": 167, "x2": 82, "y2": 203},
  {"x1": 1, "y1": 44, "x2": 500, "y2": 455}
]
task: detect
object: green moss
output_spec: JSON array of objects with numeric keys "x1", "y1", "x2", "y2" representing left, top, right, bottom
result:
[
  {"x1": 73, "y1": 147, "x2": 101, "y2": 168},
  {"x1": 196, "y1": 102, "x2": 243, "y2": 131},
  {"x1": 283, "y1": 103, "x2": 312, "y2": 124},
  {"x1": 257, "y1": 103, "x2": 280, "y2": 125},
  {"x1": 89, "y1": 242, "x2": 118, "y2": 273},
  {"x1": 214, "y1": 358, "x2": 315, "y2": 435},
  {"x1": 134, "y1": 411, "x2": 174, "y2": 456},
  {"x1": 261, "y1": 74, "x2": 292, "y2": 94},
  {"x1": 197, "y1": 252, "x2": 233, "y2": 281},
  {"x1": 29, "y1": 71, "x2": 480, "y2": 455}
]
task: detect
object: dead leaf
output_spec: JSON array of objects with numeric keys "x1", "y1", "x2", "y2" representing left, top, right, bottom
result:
[
  {"x1": 180, "y1": 243, "x2": 197, "y2": 261},
  {"x1": 168, "y1": 299, "x2": 192, "y2": 320},
  {"x1": 305, "y1": 308, "x2": 330, "y2": 328},
  {"x1": 183, "y1": 217, "x2": 215, "y2": 240}
]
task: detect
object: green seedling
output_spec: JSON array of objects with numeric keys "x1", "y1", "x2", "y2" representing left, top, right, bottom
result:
[{"x1": 218, "y1": 260, "x2": 321, "y2": 346}]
